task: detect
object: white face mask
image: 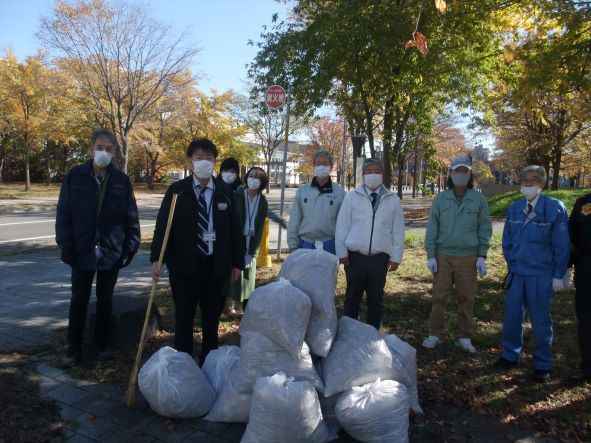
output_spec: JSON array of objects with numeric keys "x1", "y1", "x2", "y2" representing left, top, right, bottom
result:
[
  {"x1": 93, "y1": 150, "x2": 112, "y2": 168},
  {"x1": 521, "y1": 185, "x2": 541, "y2": 201},
  {"x1": 314, "y1": 165, "x2": 331, "y2": 179},
  {"x1": 193, "y1": 160, "x2": 214, "y2": 180},
  {"x1": 364, "y1": 173, "x2": 383, "y2": 190},
  {"x1": 247, "y1": 177, "x2": 261, "y2": 191},
  {"x1": 221, "y1": 171, "x2": 237, "y2": 184}
]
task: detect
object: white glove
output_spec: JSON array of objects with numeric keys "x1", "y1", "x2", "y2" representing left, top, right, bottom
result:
[
  {"x1": 563, "y1": 268, "x2": 573, "y2": 289},
  {"x1": 427, "y1": 258, "x2": 438, "y2": 274},
  {"x1": 552, "y1": 278, "x2": 565, "y2": 292},
  {"x1": 476, "y1": 257, "x2": 487, "y2": 278}
]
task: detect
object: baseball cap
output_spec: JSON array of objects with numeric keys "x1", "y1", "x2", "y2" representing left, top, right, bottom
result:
[{"x1": 450, "y1": 155, "x2": 472, "y2": 171}]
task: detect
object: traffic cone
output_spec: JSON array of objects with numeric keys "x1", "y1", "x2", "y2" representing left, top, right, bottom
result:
[{"x1": 257, "y1": 217, "x2": 273, "y2": 268}]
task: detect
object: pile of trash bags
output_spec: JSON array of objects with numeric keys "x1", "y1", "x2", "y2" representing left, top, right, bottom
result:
[{"x1": 139, "y1": 248, "x2": 422, "y2": 442}]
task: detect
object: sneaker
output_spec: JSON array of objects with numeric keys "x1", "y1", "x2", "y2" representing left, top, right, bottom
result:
[
  {"x1": 422, "y1": 336, "x2": 440, "y2": 349},
  {"x1": 456, "y1": 338, "x2": 476, "y2": 353}
]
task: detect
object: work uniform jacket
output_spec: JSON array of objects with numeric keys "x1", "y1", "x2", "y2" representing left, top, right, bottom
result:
[
  {"x1": 425, "y1": 189, "x2": 492, "y2": 259},
  {"x1": 287, "y1": 179, "x2": 346, "y2": 249},
  {"x1": 569, "y1": 193, "x2": 591, "y2": 266},
  {"x1": 502, "y1": 194, "x2": 570, "y2": 278}
]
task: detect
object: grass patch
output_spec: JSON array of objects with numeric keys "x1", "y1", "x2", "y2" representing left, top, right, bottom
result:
[
  {"x1": 488, "y1": 189, "x2": 590, "y2": 217},
  {"x1": 0, "y1": 181, "x2": 169, "y2": 200},
  {"x1": 0, "y1": 183, "x2": 61, "y2": 199}
]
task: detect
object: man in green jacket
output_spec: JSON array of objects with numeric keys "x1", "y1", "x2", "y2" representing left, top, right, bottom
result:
[{"x1": 423, "y1": 155, "x2": 492, "y2": 353}]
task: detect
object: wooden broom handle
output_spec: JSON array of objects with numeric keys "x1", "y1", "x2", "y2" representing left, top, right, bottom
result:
[{"x1": 126, "y1": 193, "x2": 178, "y2": 407}]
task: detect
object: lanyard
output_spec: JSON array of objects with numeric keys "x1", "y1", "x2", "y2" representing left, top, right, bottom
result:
[{"x1": 245, "y1": 191, "x2": 260, "y2": 237}]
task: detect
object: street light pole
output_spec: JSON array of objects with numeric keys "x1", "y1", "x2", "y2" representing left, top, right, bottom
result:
[{"x1": 276, "y1": 89, "x2": 290, "y2": 259}]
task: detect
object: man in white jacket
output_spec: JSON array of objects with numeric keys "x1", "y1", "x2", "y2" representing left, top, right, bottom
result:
[{"x1": 336, "y1": 159, "x2": 405, "y2": 330}]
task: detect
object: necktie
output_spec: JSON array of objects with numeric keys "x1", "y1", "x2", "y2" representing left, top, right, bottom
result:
[
  {"x1": 527, "y1": 203, "x2": 533, "y2": 215},
  {"x1": 371, "y1": 192, "x2": 379, "y2": 210},
  {"x1": 196, "y1": 187, "x2": 209, "y2": 255}
]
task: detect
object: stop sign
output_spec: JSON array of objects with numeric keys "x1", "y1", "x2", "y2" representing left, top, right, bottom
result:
[{"x1": 265, "y1": 85, "x2": 286, "y2": 110}]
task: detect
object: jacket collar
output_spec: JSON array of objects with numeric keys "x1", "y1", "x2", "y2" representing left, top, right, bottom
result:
[
  {"x1": 442, "y1": 188, "x2": 477, "y2": 202},
  {"x1": 311, "y1": 177, "x2": 333, "y2": 194},
  {"x1": 353, "y1": 184, "x2": 394, "y2": 199},
  {"x1": 82, "y1": 160, "x2": 115, "y2": 177}
]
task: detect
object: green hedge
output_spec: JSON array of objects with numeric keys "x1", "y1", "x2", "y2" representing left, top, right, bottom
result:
[{"x1": 487, "y1": 189, "x2": 591, "y2": 217}]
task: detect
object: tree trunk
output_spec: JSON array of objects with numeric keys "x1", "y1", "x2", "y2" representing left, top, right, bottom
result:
[
  {"x1": 24, "y1": 141, "x2": 31, "y2": 192},
  {"x1": 551, "y1": 144, "x2": 562, "y2": 190},
  {"x1": 382, "y1": 98, "x2": 394, "y2": 189},
  {"x1": 265, "y1": 157, "x2": 272, "y2": 194},
  {"x1": 542, "y1": 160, "x2": 551, "y2": 189},
  {"x1": 122, "y1": 134, "x2": 129, "y2": 174},
  {"x1": 364, "y1": 104, "x2": 375, "y2": 158},
  {"x1": 396, "y1": 155, "x2": 404, "y2": 199},
  {"x1": 46, "y1": 140, "x2": 51, "y2": 186},
  {"x1": 412, "y1": 152, "x2": 419, "y2": 198}
]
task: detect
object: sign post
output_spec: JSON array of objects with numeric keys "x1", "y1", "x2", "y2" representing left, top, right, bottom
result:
[{"x1": 265, "y1": 85, "x2": 288, "y2": 259}]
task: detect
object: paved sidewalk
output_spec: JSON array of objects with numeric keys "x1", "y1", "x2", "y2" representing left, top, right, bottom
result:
[
  {"x1": 0, "y1": 249, "x2": 154, "y2": 352},
  {"x1": 36, "y1": 362, "x2": 247, "y2": 442}
]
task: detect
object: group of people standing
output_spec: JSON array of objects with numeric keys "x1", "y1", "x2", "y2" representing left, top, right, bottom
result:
[{"x1": 55, "y1": 129, "x2": 590, "y2": 385}]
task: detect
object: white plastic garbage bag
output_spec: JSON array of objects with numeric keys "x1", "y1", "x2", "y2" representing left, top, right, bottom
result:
[
  {"x1": 204, "y1": 362, "x2": 252, "y2": 423},
  {"x1": 241, "y1": 373, "x2": 330, "y2": 443},
  {"x1": 385, "y1": 334, "x2": 423, "y2": 414},
  {"x1": 335, "y1": 379, "x2": 410, "y2": 443},
  {"x1": 280, "y1": 249, "x2": 339, "y2": 357},
  {"x1": 240, "y1": 278, "x2": 312, "y2": 358},
  {"x1": 202, "y1": 345, "x2": 241, "y2": 394},
  {"x1": 234, "y1": 332, "x2": 324, "y2": 393},
  {"x1": 322, "y1": 317, "x2": 394, "y2": 397},
  {"x1": 138, "y1": 346, "x2": 215, "y2": 418}
]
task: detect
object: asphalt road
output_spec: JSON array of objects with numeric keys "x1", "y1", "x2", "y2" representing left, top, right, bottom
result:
[{"x1": 0, "y1": 188, "x2": 298, "y2": 248}]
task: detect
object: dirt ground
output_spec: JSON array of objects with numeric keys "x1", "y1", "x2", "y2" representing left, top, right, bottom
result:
[{"x1": 0, "y1": 352, "x2": 64, "y2": 443}]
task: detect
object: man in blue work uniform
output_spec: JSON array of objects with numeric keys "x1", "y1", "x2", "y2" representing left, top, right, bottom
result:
[
  {"x1": 497, "y1": 165, "x2": 570, "y2": 382},
  {"x1": 569, "y1": 191, "x2": 591, "y2": 383}
]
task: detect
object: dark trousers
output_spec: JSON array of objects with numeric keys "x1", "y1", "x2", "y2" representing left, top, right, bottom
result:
[
  {"x1": 169, "y1": 256, "x2": 226, "y2": 363},
  {"x1": 344, "y1": 251, "x2": 389, "y2": 330},
  {"x1": 575, "y1": 257, "x2": 591, "y2": 376},
  {"x1": 68, "y1": 267, "x2": 119, "y2": 353}
]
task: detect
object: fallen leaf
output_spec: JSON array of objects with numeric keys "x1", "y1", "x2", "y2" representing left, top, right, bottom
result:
[{"x1": 435, "y1": 0, "x2": 447, "y2": 13}]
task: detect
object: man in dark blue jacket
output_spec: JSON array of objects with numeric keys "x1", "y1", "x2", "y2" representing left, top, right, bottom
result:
[
  {"x1": 569, "y1": 192, "x2": 591, "y2": 382},
  {"x1": 56, "y1": 129, "x2": 140, "y2": 365}
]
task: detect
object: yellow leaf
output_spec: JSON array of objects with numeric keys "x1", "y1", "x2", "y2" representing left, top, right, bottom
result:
[
  {"x1": 503, "y1": 47, "x2": 515, "y2": 64},
  {"x1": 435, "y1": 0, "x2": 447, "y2": 13}
]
